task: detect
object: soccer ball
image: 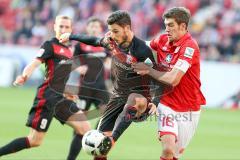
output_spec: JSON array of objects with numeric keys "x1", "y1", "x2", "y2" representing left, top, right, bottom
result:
[{"x1": 82, "y1": 130, "x2": 105, "y2": 156}]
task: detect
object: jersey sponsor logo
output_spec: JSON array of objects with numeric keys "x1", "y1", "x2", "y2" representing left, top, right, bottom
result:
[
  {"x1": 115, "y1": 61, "x2": 132, "y2": 70},
  {"x1": 165, "y1": 54, "x2": 172, "y2": 63},
  {"x1": 40, "y1": 118, "x2": 48, "y2": 129},
  {"x1": 184, "y1": 47, "x2": 194, "y2": 58},
  {"x1": 37, "y1": 48, "x2": 45, "y2": 57},
  {"x1": 53, "y1": 44, "x2": 72, "y2": 58}
]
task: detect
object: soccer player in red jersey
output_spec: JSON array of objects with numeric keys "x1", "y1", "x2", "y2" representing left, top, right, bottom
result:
[{"x1": 132, "y1": 7, "x2": 206, "y2": 160}]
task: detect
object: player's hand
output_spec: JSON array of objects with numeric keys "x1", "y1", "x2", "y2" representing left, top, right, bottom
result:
[
  {"x1": 63, "y1": 93, "x2": 79, "y2": 101},
  {"x1": 59, "y1": 33, "x2": 71, "y2": 43},
  {"x1": 13, "y1": 75, "x2": 28, "y2": 86},
  {"x1": 148, "y1": 103, "x2": 158, "y2": 116},
  {"x1": 132, "y1": 62, "x2": 151, "y2": 75},
  {"x1": 77, "y1": 65, "x2": 88, "y2": 75},
  {"x1": 100, "y1": 32, "x2": 115, "y2": 50}
]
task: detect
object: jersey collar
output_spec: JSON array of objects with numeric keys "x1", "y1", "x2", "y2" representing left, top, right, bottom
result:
[{"x1": 168, "y1": 32, "x2": 191, "y2": 47}]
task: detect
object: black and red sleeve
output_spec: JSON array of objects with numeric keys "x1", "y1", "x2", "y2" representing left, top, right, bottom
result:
[{"x1": 36, "y1": 41, "x2": 53, "y2": 62}]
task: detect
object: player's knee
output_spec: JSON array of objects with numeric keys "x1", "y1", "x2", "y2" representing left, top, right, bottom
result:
[
  {"x1": 127, "y1": 93, "x2": 147, "y2": 110},
  {"x1": 28, "y1": 137, "x2": 43, "y2": 147},
  {"x1": 124, "y1": 106, "x2": 137, "y2": 120},
  {"x1": 74, "y1": 121, "x2": 91, "y2": 135},
  {"x1": 127, "y1": 93, "x2": 139, "y2": 101}
]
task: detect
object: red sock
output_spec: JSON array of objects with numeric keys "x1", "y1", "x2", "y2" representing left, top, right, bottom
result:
[
  {"x1": 160, "y1": 157, "x2": 173, "y2": 160},
  {"x1": 94, "y1": 157, "x2": 107, "y2": 160}
]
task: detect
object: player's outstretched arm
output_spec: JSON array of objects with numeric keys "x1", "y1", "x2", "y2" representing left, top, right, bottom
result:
[
  {"x1": 132, "y1": 62, "x2": 185, "y2": 87},
  {"x1": 13, "y1": 59, "x2": 42, "y2": 86},
  {"x1": 60, "y1": 32, "x2": 114, "y2": 50},
  {"x1": 69, "y1": 34, "x2": 102, "y2": 46},
  {"x1": 59, "y1": 33, "x2": 102, "y2": 47}
]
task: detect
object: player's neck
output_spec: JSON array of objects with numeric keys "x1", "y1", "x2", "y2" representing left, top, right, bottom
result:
[
  {"x1": 173, "y1": 31, "x2": 188, "y2": 43},
  {"x1": 56, "y1": 37, "x2": 68, "y2": 46}
]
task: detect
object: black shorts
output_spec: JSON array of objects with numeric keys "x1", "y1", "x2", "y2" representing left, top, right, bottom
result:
[
  {"x1": 97, "y1": 95, "x2": 150, "y2": 132},
  {"x1": 78, "y1": 84, "x2": 110, "y2": 111},
  {"x1": 26, "y1": 89, "x2": 79, "y2": 132}
]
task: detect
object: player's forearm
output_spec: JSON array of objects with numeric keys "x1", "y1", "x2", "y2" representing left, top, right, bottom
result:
[
  {"x1": 22, "y1": 59, "x2": 41, "y2": 80},
  {"x1": 148, "y1": 68, "x2": 179, "y2": 86},
  {"x1": 69, "y1": 34, "x2": 101, "y2": 47},
  {"x1": 152, "y1": 96, "x2": 160, "y2": 106}
]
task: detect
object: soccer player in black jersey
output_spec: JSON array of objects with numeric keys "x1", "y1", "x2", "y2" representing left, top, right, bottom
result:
[
  {"x1": 66, "y1": 17, "x2": 111, "y2": 160},
  {"x1": 60, "y1": 11, "x2": 158, "y2": 160},
  {"x1": 0, "y1": 15, "x2": 91, "y2": 160},
  {"x1": 74, "y1": 17, "x2": 110, "y2": 114}
]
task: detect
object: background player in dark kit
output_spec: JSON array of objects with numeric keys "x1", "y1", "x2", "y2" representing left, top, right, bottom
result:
[{"x1": 0, "y1": 15, "x2": 91, "y2": 160}]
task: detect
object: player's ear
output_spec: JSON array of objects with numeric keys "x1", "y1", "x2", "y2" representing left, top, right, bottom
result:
[
  {"x1": 126, "y1": 25, "x2": 131, "y2": 30},
  {"x1": 53, "y1": 23, "x2": 57, "y2": 32},
  {"x1": 180, "y1": 23, "x2": 187, "y2": 31}
]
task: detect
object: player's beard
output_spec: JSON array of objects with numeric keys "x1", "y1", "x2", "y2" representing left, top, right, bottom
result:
[{"x1": 118, "y1": 32, "x2": 130, "y2": 49}]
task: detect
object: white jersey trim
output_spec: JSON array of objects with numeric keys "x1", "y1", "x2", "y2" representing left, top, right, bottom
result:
[{"x1": 145, "y1": 41, "x2": 158, "y2": 63}]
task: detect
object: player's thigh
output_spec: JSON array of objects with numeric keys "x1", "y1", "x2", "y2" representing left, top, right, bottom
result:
[
  {"x1": 78, "y1": 97, "x2": 92, "y2": 111},
  {"x1": 127, "y1": 93, "x2": 148, "y2": 113},
  {"x1": 157, "y1": 103, "x2": 178, "y2": 140},
  {"x1": 175, "y1": 110, "x2": 201, "y2": 158},
  {"x1": 97, "y1": 96, "x2": 126, "y2": 132},
  {"x1": 66, "y1": 110, "x2": 91, "y2": 135},
  {"x1": 54, "y1": 98, "x2": 82, "y2": 124},
  {"x1": 93, "y1": 88, "x2": 110, "y2": 109},
  {"x1": 54, "y1": 98, "x2": 91, "y2": 134},
  {"x1": 26, "y1": 97, "x2": 55, "y2": 132},
  {"x1": 27, "y1": 128, "x2": 46, "y2": 146}
]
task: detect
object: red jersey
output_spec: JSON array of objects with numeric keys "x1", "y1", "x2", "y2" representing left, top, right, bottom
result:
[{"x1": 150, "y1": 33, "x2": 206, "y2": 112}]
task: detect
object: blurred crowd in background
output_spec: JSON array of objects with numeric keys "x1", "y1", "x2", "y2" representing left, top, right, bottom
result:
[{"x1": 0, "y1": 0, "x2": 240, "y2": 63}]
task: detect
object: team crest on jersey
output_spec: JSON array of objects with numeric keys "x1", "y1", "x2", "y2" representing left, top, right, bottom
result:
[
  {"x1": 165, "y1": 54, "x2": 172, "y2": 63},
  {"x1": 126, "y1": 55, "x2": 133, "y2": 64},
  {"x1": 37, "y1": 48, "x2": 45, "y2": 57},
  {"x1": 184, "y1": 47, "x2": 194, "y2": 58}
]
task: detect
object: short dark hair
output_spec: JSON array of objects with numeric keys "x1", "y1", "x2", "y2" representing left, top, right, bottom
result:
[
  {"x1": 86, "y1": 16, "x2": 104, "y2": 28},
  {"x1": 163, "y1": 7, "x2": 191, "y2": 28},
  {"x1": 107, "y1": 10, "x2": 131, "y2": 27}
]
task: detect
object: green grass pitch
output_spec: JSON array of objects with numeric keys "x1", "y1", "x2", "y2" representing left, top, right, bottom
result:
[{"x1": 0, "y1": 87, "x2": 240, "y2": 160}]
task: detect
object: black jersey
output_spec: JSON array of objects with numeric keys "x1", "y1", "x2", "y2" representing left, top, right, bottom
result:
[
  {"x1": 110, "y1": 36, "x2": 155, "y2": 97},
  {"x1": 69, "y1": 34, "x2": 156, "y2": 98},
  {"x1": 36, "y1": 38, "x2": 74, "y2": 94},
  {"x1": 74, "y1": 43, "x2": 108, "y2": 86}
]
